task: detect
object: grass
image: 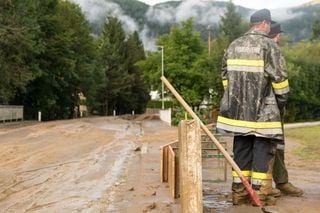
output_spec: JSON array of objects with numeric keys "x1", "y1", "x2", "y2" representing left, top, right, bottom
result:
[{"x1": 285, "y1": 126, "x2": 320, "y2": 160}]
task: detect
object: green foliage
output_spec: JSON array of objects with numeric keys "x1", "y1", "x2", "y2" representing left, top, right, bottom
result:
[
  {"x1": 207, "y1": 35, "x2": 232, "y2": 108},
  {"x1": 283, "y1": 41, "x2": 320, "y2": 121},
  {"x1": 1, "y1": 1, "x2": 149, "y2": 120},
  {"x1": 312, "y1": 18, "x2": 320, "y2": 40},
  {"x1": 138, "y1": 51, "x2": 162, "y2": 89},
  {"x1": 171, "y1": 106, "x2": 208, "y2": 126},
  {"x1": 124, "y1": 31, "x2": 150, "y2": 113},
  {"x1": 97, "y1": 16, "x2": 131, "y2": 115},
  {"x1": 139, "y1": 18, "x2": 211, "y2": 108},
  {"x1": 0, "y1": 0, "x2": 41, "y2": 103},
  {"x1": 146, "y1": 100, "x2": 173, "y2": 109},
  {"x1": 219, "y1": 1, "x2": 248, "y2": 43},
  {"x1": 20, "y1": 0, "x2": 97, "y2": 120},
  {"x1": 1, "y1": 0, "x2": 319, "y2": 123},
  {"x1": 96, "y1": 17, "x2": 149, "y2": 115},
  {"x1": 171, "y1": 106, "x2": 186, "y2": 126}
]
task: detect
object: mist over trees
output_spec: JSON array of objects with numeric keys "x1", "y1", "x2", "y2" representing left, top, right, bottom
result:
[
  {"x1": 1, "y1": 0, "x2": 149, "y2": 120},
  {"x1": 1, "y1": 0, "x2": 319, "y2": 121},
  {"x1": 70, "y1": 0, "x2": 320, "y2": 49}
]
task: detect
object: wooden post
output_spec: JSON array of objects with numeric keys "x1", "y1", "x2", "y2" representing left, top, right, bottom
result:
[
  {"x1": 38, "y1": 111, "x2": 41, "y2": 122},
  {"x1": 179, "y1": 119, "x2": 203, "y2": 213}
]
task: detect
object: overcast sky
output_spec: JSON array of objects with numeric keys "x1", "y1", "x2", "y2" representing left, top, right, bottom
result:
[{"x1": 140, "y1": 0, "x2": 311, "y2": 9}]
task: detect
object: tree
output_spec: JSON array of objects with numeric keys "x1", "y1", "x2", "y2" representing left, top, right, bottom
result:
[
  {"x1": 0, "y1": 0, "x2": 41, "y2": 104},
  {"x1": 311, "y1": 18, "x2": 320, "y2": 40},
  {"x1": 21, "y1": 0, "x2": 97, "y2": 120},
  {"x1": 283, "y1": 41, "x2": 320, "y2": 121},
  {"x1": 207, "y1": 1, "x2": 249, "y2": 108},
  {"x1": 139, "y1": 18, "x2": 209, "y2": 108},
  {"x1": 98, "y1": 16, "x2": 132, "y2": 115},
  {"x1": 207, "y1": 35, "x2": 230, "y2": 108},
  {"x1": 60, "y1": 1, "x2": 98, "y2": 117},
  {"x1": 124, "y1": 31, "x2": 149, "y2": 113},
  {"x1": 219, "y1": 1, "x2": 248, "y2": 44}
]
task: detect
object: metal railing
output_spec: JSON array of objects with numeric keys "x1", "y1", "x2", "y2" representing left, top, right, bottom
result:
[{"x1": 0, "y1": 105, "x2": 24, "y2": 122}]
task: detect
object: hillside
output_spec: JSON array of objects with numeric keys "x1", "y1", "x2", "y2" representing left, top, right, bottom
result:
[
  {"x1": 70, "y1": 0, "x2": 320, "y2": 48},
  {"x1": 280, "y1": 3, "x2": 320, "y2": 41}
]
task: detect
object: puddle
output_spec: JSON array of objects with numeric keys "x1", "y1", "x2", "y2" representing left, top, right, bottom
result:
[
  {"x1": 142, "y1": 120, "x2": 169, "y2": 129},
  {"x1": 203, "y1": 193, "x2": 232, "y2": 212}
]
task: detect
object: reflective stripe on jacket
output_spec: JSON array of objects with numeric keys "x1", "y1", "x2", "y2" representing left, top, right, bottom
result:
[{"x1": 217, "y1": 29, "x2": 289, "y2": 140}]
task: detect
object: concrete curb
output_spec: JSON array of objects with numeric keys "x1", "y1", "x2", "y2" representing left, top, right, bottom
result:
[{"x1": 284, "y1": 121, "x2": 320, "y2": 129}]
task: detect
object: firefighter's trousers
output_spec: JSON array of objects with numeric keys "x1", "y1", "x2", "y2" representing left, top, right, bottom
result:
[
  {"x1": 273, "y1": 140, "x2": 289, "y2": 184},
  {"x1": 232, "y1": 135, "x2": 276, "y2": 186}
]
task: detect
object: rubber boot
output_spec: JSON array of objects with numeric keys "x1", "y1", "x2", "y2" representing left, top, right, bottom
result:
[
  {"x1": 253, "y1": 180, "x2": 278, "y2": 206},
  {"x1": 254, "y1": 191, "x2": 277, "y2": 206},
  {"x1": 269, "y1": 188, "x2": 281, "y2": 197},
  {"x1": 276, "y1": 182, "x2": 304, "y2": 197},
  {"x1": 232, "y1": 183, "x2": 250, "y2": 205}
]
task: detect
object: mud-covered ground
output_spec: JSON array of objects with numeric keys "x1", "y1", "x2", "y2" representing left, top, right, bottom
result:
[{"x1": 0, "y1": 117, "x2": 319, "y2": 212}]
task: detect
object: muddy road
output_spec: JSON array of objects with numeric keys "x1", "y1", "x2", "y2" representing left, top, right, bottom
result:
[{"x1": 0, "y1": 117, "x2": 319, "y2": 212}]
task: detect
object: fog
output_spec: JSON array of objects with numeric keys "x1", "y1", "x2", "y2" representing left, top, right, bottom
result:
[{"x1": 70, "y1": 0, "x2": 302, "y2": 50}]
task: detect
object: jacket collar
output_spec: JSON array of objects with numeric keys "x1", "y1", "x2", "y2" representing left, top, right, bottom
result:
[{"x1": 245, "y1": 28, "x2": 269, "y2": 37}]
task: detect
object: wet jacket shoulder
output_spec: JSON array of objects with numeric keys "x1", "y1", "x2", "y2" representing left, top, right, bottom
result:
[
  {"x1": 217, "y1": 29, "x2": 289, "y2": 140},
  {"x1": 268, "y1": 41, "x2": 289, "y2": 110}
]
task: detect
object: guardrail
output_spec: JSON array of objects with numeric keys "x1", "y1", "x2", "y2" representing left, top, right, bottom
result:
[{"x1": 0, "y1": 105, "x2": 24, "y2": 122}]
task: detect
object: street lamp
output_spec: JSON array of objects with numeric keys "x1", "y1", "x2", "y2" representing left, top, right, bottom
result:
[{"x1": 158, "y1": 46, "x2": 164, "y2": 110}]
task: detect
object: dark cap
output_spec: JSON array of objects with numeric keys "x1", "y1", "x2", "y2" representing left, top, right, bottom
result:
[
  {"x1": 250, "y1": 9, "x2": 275, "y2": 24},
  {"x1": 269, "y1": 23, "x2": 283, "y2": 37}
]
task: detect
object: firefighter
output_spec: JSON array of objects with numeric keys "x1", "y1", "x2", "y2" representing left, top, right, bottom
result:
[
  {"x1": 216, "y1": 9, "x2": 289, "y2": 206},
  {"x1": 269, "y1": 22, "x2": 304, "y2": 197}
]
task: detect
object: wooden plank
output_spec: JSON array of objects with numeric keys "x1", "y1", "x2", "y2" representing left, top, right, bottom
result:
[
  {"x1": 168, "y1": 145, "x2": 175, "y2": 199},
  {"x1": 160, "y1": 147, "x2": 164, "y2": 183},
  {"x1": 163, "y1": 146, "x2": 168, "y2": 182},
  {"x1": 179, "y1": 120, "x2": 203, "y2": 213},
  {"x1": 160, "y1": 140, "x2": 178, "y2": 183},
  {"x1": 174, "y1": 149, "x2": 180, "y2": 198},
  {"x1": 161, "y1": 140, "x2": 178, "y2": 148}
]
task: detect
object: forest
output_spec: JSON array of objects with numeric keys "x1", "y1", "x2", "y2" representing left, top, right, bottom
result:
[{"x1": 1, "y1": 0, "x2": 319, "y2": 121}]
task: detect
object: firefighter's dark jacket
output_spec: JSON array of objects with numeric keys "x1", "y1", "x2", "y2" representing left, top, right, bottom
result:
[{"x1": 217, "y1": 29, "x2": 289, "y2": 140}]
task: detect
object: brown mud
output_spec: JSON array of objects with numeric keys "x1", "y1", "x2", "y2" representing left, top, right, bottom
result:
[{"x1": 0, "y1": 117, "x2": 319, "y2": 212}]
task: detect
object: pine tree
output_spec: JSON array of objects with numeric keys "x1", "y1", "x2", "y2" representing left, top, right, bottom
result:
[
  {"x1": 219, "y1": 1, "x2": 248, "y2": 43},
  {"x1": 125, "y1": 31, "x2": 149, "y2": 113},
  {"x1": 206, "y1": 1, "x2": 249, "y2": 108},
  {"x1": 99, "y1": 16, "x2": 131, "y2": 115},
  {"x1": 312, "y1": 18, "x2": 320, "y2": 40}
]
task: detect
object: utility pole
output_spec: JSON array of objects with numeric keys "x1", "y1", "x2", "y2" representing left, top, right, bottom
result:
[
  {"x1": 158, "y1": 46, "x2": 165, "y2": 110},
  {"x1": 208, "y1": 25, "x2": 212, "y2": 56}
]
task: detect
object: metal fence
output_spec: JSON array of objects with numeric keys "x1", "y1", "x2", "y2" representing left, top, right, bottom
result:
[{"x1": 0, "y1": 105, "x2": 24, "y2": 122}]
